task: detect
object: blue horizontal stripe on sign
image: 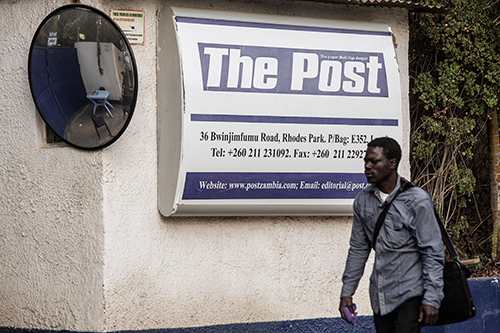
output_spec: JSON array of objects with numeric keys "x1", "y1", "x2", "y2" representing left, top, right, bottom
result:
[
  {"x1": 191, "y1": 114, "x2": 398, "y2": 126},
  {"x1": 182, "y1": 172, "x2": 368, "y2": 200},
  {"x1": 175, "y1": 16, "x2": 391, "y2": 37}
]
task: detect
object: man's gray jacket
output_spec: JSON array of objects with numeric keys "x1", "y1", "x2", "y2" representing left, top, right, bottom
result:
[{"x1": 341, "y1": 175, "x2": 445, "y2": 315}]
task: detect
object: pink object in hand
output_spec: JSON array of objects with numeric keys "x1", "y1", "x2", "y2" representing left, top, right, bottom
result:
[{"x1": 343, "y1": 304, "x2": 357, "y2": 324}]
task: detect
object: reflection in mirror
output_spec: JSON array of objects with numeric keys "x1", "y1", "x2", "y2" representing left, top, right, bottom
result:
[{"x1": 29, "y1": 4, "x2": 137, "y2": 149}]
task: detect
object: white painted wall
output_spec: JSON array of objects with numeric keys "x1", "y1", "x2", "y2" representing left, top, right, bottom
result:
[
  {"x1": 0, "y1": 0, "x2": 409, "y2": 331},
  {"x1": 0, "y1": 0, "x2": 105, "y2": 331},
  {"x1": 75, "y1": 42, "x2": 125, "y2": 100}
]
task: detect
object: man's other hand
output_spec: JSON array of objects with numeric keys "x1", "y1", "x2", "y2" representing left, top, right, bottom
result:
[{"x1": 418, "y1": 304, "x2": 439, "y2": 326}]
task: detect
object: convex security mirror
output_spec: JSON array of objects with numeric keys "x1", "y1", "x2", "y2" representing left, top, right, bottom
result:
[{"x1": 29, "y1": 4, "x2": 138, "y2": 150}]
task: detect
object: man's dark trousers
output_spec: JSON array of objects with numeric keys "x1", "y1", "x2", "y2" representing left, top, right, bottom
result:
[{"x1": 373, "y1": 296, "x2": 423, "y2": 333}]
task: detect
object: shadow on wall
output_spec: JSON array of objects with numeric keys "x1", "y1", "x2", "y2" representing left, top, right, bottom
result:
[{"x1": 0, "y1": 278, "x2": 499, "y2": 333}]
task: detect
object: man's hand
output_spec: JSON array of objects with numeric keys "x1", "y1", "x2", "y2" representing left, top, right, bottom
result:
[
  {"x1": 339, "y1": 297, "x2": 355, "y2": 324},
  {"x1": 418, "y1": 304, "x2": 439, "y2": 326}
]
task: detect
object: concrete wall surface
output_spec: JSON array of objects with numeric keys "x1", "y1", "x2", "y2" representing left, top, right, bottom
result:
[
  {"x1": 0, "y1": 0, "x2": 409, "y2": 332},
  {"x1": 0, "y1": 0, "x2": 105, "y2": 331},
  {"x1": 0, "y1": 278, "x2": 498, "y2": 332}
]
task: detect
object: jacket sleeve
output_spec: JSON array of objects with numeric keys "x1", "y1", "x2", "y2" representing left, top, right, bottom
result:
[
  {"x1": 413, "y1": 193, "x2": 445, "y2": 309},
  {"x1": 341, "y1": 199, "x2": 372, "y2": 298}
]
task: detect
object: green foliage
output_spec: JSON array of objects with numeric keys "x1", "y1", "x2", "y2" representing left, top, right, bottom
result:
[
  {"x1": 448, "y1": 164, "x2": 475, "y2": 207},
  {"x1": 412, "y1": 131, "x2": 436, "y2": 160},
  {"x1": 410, "y1": 0, "x2": 500, "y2": 262},
  {"x1": 449, "y1": 216, "x2": 469, "y2": 239}
]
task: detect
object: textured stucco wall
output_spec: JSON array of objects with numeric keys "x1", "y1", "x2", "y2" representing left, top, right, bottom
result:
[
  {"x1": 0, "y1": 278, "x2": 498, "y2": 333},
  {"x1": 0, "y1": 0, "x2": 105, "y2": 331},
  {"x1": 102, "y1": 0, "x2": 409, "y2": 331},
  {"x1": 0, "y1": 0, "x2": 409, "y2": 331}
]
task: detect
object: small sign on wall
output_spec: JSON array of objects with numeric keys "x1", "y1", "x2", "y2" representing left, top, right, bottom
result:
[
  {"x1": 110, "y1": 9, "x2": 144, "y2": 44},
  {"x1": 158, "y1": 7, "x2": 402, "y2": 216}
]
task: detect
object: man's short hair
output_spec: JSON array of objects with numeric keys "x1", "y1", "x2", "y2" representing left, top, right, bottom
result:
[{"x1": 367, "y1": 137, "x2": 402, "y2": 167}]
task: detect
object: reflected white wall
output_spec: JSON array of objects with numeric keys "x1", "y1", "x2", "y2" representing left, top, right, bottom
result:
[{"x1": 75, "y1": 42, "x2": 124, "y2": 100}]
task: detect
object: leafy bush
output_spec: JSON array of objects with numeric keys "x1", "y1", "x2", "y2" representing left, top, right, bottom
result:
[{"x1": 410, "y1": 0, "x2": 500, "y2": 272}]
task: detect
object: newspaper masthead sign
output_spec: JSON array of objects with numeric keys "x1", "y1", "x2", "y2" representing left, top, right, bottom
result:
[{"x1": 158, "y1": 7, "x2": 403, "y2": 216}]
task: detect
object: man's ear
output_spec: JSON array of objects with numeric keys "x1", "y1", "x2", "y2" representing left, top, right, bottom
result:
[{"x1": 389, "y1": 158, "x2": 398, "y2": 170}]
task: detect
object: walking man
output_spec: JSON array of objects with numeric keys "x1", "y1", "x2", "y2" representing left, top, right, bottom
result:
[{"x1": 339, "y1": 137, "x2": 444, "y2": 332}]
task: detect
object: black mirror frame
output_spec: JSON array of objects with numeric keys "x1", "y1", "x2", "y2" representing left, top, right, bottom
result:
[{"x1": 28, "y1": 4, "x2": 139, "y2": 150}]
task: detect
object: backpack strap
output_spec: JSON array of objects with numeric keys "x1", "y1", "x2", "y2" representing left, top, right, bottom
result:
[{"x1": 433, "y1": 207, "x2": 460, "y2": 262}]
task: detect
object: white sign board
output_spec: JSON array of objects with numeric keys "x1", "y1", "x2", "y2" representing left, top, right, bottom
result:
[
  {"x1": 158, "y1": 7, "x2": 402, "y2": 216},
  {"x1": 110, "y1": 9, "x2": 145, "y2": 44}
]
